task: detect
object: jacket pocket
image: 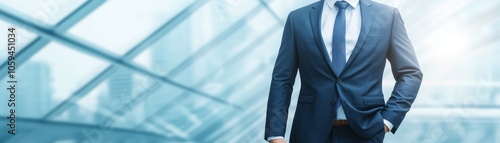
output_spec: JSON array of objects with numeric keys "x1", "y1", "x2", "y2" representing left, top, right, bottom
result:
[
  {"x1": 298, "y1": 95, "x2": 314, "y2": 103},
  {"x1": 362, "y1": 95, "x2": 385, "y2": 107}
]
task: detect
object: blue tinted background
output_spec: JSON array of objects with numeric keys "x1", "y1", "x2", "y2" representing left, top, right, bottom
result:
[{"x1": 0, "y1": 0, "x2": 499, "y2": 142}]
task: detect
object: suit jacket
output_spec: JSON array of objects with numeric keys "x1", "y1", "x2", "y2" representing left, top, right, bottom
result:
[{"x1": 264, "y1": 0, "x2": 423, "y2": 142}]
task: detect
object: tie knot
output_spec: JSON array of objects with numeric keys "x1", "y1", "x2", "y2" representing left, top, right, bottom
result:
[{"x1": 335, "y1": 1, "x2": 350, "y2": 9}]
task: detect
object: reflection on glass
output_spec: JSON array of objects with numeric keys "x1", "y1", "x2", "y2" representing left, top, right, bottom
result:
[{"x1": 67, "y1": 0, "x2": 195, "y2": 56}]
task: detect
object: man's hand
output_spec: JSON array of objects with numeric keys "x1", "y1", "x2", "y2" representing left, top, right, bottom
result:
[
  {"x1": 384, "y1": 124, "x2": 389, "y2": 133},
  {"x1": 269, "y1": 138, "x2": 286, "y2": 143}
]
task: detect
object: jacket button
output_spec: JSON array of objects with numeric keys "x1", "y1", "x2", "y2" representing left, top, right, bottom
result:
[
  {"x1": 337, "y1": 78, "x2": 342, "y2": 83},
  {"x1": 331, "y1": 99, "x2": 336, "y2": 104}
]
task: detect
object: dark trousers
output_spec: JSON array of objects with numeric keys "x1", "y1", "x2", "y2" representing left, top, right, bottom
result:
[{"x1": 325, "y1": 125, "x2": 385, "y2": 143}]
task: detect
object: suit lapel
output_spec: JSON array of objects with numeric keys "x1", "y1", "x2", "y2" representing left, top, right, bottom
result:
[
  {"x1": 310, "y1": 1, "x2": 336, "y2": 75},
  {"x1": 343, "y1": 0, "x2": 374, "y2": 72}
]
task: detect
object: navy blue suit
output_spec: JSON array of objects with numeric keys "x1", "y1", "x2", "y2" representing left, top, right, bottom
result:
[{"x1": 264, "y1": 0, "x2": 423, "y2": 142}]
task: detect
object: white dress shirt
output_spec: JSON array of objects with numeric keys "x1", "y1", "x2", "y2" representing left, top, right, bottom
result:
[
  {"x1": 268, "y1": 0, "x2": 392, "y2": 141},
  {"x1": 322, "y1": 0, "x2": 361, "y2": 121}
]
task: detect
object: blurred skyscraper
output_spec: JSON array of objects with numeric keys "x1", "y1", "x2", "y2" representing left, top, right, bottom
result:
[
  {"x1": 17, "y1": 61, "x2": 52, "y2": 118},
  {"x1": 142, "y1": 15, "x2": 195, "y2": 137},
  {"x1": 145, "y1": 18, "x2": 192, "y2": 116},
  {"x1": 95, "y1": 68, "x2": 137, "y2": 126},
  {"x1": 187, "y1": 2, "x2": 254, "y2": 141}
]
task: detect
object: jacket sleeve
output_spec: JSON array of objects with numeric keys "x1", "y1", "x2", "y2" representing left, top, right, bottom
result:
[
  {"x1": 382, "y1": 8, "x2": 423, "y2": 134},
  {"x1": 264, "y1": 12, "x2": 299, "y2": 140}
]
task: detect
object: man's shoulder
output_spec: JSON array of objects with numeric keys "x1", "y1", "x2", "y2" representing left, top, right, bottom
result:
[
  {"x1": 367, "y1": 0, "x2": 397, "y2": 12},
  {"x1": 288, "y1": 1, "x2": 322, "y2": 16},
  {"x1": 287, "y1": 0, "x2": 397, "y2": 16}
]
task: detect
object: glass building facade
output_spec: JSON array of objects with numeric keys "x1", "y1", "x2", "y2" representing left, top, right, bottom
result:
[{"x1": 0, "y1": 0, "x2": 499, "y2": 142}]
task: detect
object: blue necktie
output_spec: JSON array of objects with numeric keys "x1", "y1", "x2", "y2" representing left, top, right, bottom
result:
[
  {"x1": 332, "y1": 1, "x2": 349, "y2": 76},
  {"x1": 333, "y1": 1, "x2": 349, "y2": 110}
]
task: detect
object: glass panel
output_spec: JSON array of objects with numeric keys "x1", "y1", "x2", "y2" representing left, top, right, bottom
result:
[
  {"x1": 68, "y1": 0, "x2": 195, "y2": 56},
  {"x1": 132, "y1": 0, "x2": 261, "y2": 74},
  {"x1": 49, "y1": 67, "x2": 186, "y2": 130},
  {"x1": 144, "y1": 26, "x2": 282, "y2": 140},
  {"x1": 0, "y1": 0, "x2": 86, "y2": 25},
  {"x1": 146, "y1": 95, "x2": 220, "y2": 138},
  {"x1": 0, "y1": 0, "x2": 499, "y2": 142},
  {"x1": 0, "y1": 41, "x2": 111, "y2": 119},
  {"x1": 169, "y1": 10, "x2": 278, "y2": 90},
  {"x1": 0, "y1": 19, "x2": 39, "y2": 64},
  {"x1": 131, "y1": 21, "x2": 191, "y2": 77},
  {"x1": 188, "y1": 0, "x2": 259, "y2": 48}
]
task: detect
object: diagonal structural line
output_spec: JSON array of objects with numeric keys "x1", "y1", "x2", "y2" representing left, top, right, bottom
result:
[
  {"x1": 138, "y1": 62, "x2": 268, "y2": 130},
  {"x1": 0, "y1": 1, "x2": 209, "y2": 141},
  {"x1": 40, "y1": 0, "x2": 212, "y2": 120},
  {"x1": 192, "y1": 27, "x2": 280, "y2": 142},
  {"x1": 131, "y1": 2, "x2": 283, "y2": 133},
  {"x1": 0, "y1": 3, "x2": 107, "y2": 143},
  {"x1": 108, "y1": 19, "x2": 280, "y2": 134},
  {"x1": 191, "y1": 64, "x2": 270, "y2": 141},
  {"x1": 0, "y1": 2, "x2": 106, "y2": 141},
  {"x1": 204, "y1": 90, "x2": 268, "y2": 142},
  {"x1": 135, "y1": 23, "x2": 278, "y2": 124},
  {"x1": 0, "y1": 0, "x2": 106, "y2": 79},
  {"x1": 139, "y1": 0, "x2": 285, "y2": 138},
  {"x1": 166, "y1": 0, "x2": 285, "y2": 78},
  {"x1": 166, "y1": 5, "x2": 266, "y2": 78},
  {"x1": 0, "y1": 1, "x2": 240, "y2": 114},
  {"x1": 91, "y1": 3, "x2": 275, "y2": 124},
  {"x1": 134, "y1": 24, "x2": 280, "y2": 128},
  {"x1": 226, "y1": 114, "x2": 265, "y2": 142},
  {"x1": 189, "y1": 63, "x2": 270, "y2": 134},
  {"x1": 258, "y1": 0, "x2": 285, "y2": 25}
]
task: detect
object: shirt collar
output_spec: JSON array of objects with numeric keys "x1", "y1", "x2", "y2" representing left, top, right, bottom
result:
[{"x1": 325, "y1": 0, "x2": 359, "y2": 10}]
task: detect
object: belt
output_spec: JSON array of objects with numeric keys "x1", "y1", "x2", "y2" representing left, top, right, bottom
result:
[{"x1": 332, "y1": 120, "x2": 349, "y2": 127}]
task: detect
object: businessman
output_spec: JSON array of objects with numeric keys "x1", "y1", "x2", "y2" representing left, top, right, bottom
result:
[{"x1": 264, "y1": 0, "x2": 422, "y2": 142}]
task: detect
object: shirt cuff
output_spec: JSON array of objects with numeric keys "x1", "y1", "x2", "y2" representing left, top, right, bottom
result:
[
  {"x1": 267, "y1": 136, "x2": 284, "y2": 142},
  {"x1": 383, "y1": 119, "x2": 394, "y2": 130}
]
